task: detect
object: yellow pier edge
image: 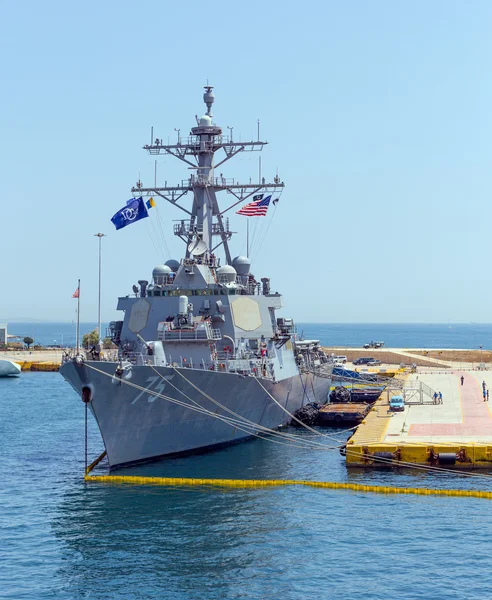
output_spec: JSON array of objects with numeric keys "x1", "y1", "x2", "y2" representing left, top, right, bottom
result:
[
  {"x1": 345, "y1": 441, "x2": 492, "y2": 469},
  {"x1": 346, "y1": 378, "x2": 492, "y2": 469}
]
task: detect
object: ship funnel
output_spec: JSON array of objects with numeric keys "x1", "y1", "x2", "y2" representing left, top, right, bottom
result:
[
  {"x1": 203, "y1": 86, "x2": 214, "y2": 116},
  {"x1": 138, "y1": 280, "x2": 148, "y2": 298}
]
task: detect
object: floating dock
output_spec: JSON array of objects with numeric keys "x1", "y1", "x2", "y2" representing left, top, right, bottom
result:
[
  {"x1": 318, "y1": 403, "x2": 371, "y2": 424},
  {"x1": 346, "y1": 370, "x2": 492, "y2": 469}
]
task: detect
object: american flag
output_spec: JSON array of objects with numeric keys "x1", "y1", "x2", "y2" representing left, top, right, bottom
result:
[
  {"x1": 72, "y1": 287, "x2": 80, "y2": 298},
  {"x1": 236, "y1": 194, "x2": 272, "y2": 217}
]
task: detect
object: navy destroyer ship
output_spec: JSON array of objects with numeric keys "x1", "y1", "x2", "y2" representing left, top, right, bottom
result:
[{"x1": 60, "y1": 87, "x2": 333, "y2": 468}]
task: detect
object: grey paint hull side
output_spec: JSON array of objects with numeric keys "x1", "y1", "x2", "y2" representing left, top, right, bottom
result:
[{"x1": 60, "y1": 361, "x2": 331, "y2": 467}]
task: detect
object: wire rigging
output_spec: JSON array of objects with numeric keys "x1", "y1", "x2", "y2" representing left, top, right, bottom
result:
[{"x1": 82, "y1": 362, "x2": 492, "y2": 481}]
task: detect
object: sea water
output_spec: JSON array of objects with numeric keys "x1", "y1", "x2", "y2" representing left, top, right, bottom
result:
[
  {"x1": 6, "y1": 321, "x2": 492, "y2": 349},
  {"x1": 1, "y1": 371, "x2": 492, "y2": 599}
]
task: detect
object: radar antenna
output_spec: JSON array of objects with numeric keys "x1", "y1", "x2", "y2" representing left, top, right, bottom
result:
[{"x1": 134, "y1": 87, "x2": 284, "y2": 264}]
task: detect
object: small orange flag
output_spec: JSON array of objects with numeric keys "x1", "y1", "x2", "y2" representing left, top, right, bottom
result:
[{"x1": 72, "y1": 288, "x2": 80, "y2": 298}]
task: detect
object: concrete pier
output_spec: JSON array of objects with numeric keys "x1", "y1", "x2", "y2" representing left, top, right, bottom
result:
[{"x1": 346, "y1": 369, "x2": 492, "y2": 469}]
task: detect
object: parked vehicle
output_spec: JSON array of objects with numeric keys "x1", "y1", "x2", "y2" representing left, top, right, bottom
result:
[
  {"x1": 363, "y1": 341, "x2": 385, "y2": 349},
  {"x1": 367, "y1": 359, "x2": 382, "y2": 366},
  {"x1": 389, "y1": 395, "x2": 405, "y2": 411},
  {"x1": 333, "y1": 355, "x2": 347, "y2": 364},
  {"x1": 353, "y1": 357, "x2": 375, "y2": 365}
]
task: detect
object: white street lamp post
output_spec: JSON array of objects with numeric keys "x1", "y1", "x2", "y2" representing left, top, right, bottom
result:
[{"x1": 94, "y1": 233, "x2": 106, "y2": 347}]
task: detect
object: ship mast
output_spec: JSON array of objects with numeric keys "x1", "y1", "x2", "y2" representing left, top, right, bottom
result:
[{"x1": 132, "y1": 86, "x2": 284, "y2": 265}]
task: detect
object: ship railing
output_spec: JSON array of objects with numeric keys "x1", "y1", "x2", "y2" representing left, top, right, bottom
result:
[
  {"x1": 157, "y1": 323, "x2": 222, "y2": 342},
  {"x1": 127, "y1": 353, "x2": 274, "y2": 379},
  {"x1": 181, "y1": 256, "x2": 221, "y2": 268},
  {"x1": 212, "y1": 176, "x2": 235, "y2": 188},
  {"x1": 152, "y1": 275, "x2": 175, "y2": 286},
  {"x1": 174, "y1": 221, "x2": 199, "y2": 236},
  {"x1": 145, "y1": 135, "x2": 229, "y2": 152},
  {"x1": 235, "y1": 276, "x2": 261, "y2": 295},
  {"x1": 214, "y1": 350, "x2": 235, "y2": 361},
  {"x1": 207, "y1": 355, "x2": 273, "y2": 377},
  {"x1": 214, "y1": 350, "x2": 273, "y2": 361},
  {"x1": 187, "y1": 174, "x2": 235, "y2": 187},
  {"x1": 211, "y1": 222, "x2": 232, "y2": 235},
  {"x1": 179, "y1": 134, "x2": 228, "y2": 147},
  {"x1": 174, "y1": 220, "x2": 231, "y2": 238},
  {"x1": 123, "y1": 352, "x2": 166, "y2": 367}
]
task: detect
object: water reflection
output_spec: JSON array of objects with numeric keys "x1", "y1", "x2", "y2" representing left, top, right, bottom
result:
[
  {"x1": 53, "y1": 433, "x2": 332, "y2": 598},
  {"x1": 47, "y1": 416, "x2": 492, "y2": 599}
]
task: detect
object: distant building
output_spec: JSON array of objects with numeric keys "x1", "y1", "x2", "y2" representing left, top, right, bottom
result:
[{"x1": 0, "y1": 323, "x2": 7, "y2": 345}]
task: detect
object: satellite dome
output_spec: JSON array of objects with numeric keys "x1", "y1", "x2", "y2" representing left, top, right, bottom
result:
[
  {"x1": 199, "y1": 115, "x2": 212, "y2": 127},
  {"x1": 232, "y1": 256, "x2": 251, "y2": 276},
  {"x1": 153, "y1": 265, "x2": 171, "y2": 276},
  {"x1": 152, "y1": 265, "x2": 171, "y2": 285},
  {"x1": 165, "y1": 259, "x2": 180, "y2": 273},
  {"x1": 216, "y1": 264, "x2": 237, "y2": 283}
]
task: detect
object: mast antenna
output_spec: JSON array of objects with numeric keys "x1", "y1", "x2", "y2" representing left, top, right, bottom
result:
[{"x1": 203, "y1": 85, "x2": 214, "y2": 116}]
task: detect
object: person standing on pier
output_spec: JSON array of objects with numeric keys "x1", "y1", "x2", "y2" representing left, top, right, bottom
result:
[
  {"x1": 461, "y1": 375, "x2": 464, "y2": 386},
  {"x1": 487, "y1": 389, "x2": 490, "y2": 402}
]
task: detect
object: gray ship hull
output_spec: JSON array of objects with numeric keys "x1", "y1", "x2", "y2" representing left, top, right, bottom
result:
[{"x1": 60, "y1": 360, "x2": 331, "y2": 468}]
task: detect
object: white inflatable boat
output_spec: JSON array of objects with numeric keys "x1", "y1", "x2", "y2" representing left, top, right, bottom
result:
[{"x1": 0, "y1": 359, "x2": 21, "y2": 377}]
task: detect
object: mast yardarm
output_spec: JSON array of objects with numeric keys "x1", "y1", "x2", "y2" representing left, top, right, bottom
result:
[{"x1": 132, "y1": 86, "x2": 284, "y2": 264}]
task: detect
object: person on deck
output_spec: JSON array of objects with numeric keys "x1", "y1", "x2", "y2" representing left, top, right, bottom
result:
[{"x1": 461, "y1": 375, "x2": 464, "y2": 386}]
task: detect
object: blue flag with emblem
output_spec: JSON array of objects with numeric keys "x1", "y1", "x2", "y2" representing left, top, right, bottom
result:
[{"x1": 111, "y1": 197, "x2": 149, "y2": 230}]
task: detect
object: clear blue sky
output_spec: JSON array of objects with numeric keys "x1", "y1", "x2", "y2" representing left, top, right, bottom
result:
[{"x1": 1, "y1": 0, "x2": 492, "y2": 323}]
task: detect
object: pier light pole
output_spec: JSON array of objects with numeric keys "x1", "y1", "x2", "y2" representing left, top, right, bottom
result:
[{"x1": 94, "y1": 233, "x2": 106, "y2": 346}]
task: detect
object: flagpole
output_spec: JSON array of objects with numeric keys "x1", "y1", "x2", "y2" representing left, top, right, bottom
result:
[
  {"x1": 76, "y1": 278, "x2": 80, "y2": 354},
  {"x1": 247, "y1": 220, "x2": 249, "y2": 258}
]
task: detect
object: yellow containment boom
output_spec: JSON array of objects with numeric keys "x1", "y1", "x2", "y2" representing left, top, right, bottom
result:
[{"x1": 84, "y1": 473, "x2": 492, "y2": 500}]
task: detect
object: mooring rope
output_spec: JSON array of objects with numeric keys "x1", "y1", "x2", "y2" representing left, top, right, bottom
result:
[
  {"x1": 84, "y1": 363, "x2": 337, "y2": 452},
  {"x1": 168, "y1": 366, "x2": 346, "y2": 448},
  {"x1": 82, "y1": 362, "x2": 492, "y2": 480},
  {"x1": 153, "y1": 366, "x2": 336, "y2": 450}
]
